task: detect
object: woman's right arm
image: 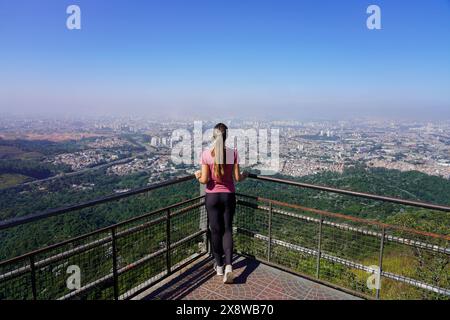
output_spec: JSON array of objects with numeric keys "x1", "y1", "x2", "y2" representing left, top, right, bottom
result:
[
  {"x1": 233, "y1": 163, "x2": 248, "y2": 182},
  {"x1": 196, "y1": 164, "x2": 210, "y2": 184}
]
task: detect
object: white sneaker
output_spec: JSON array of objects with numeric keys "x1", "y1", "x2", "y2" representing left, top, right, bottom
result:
[
  {"x1": 214, "y1": 263, "x2": 224, "y2": 276},
  {"x1": 223, "y1": 265, "x2": 234, "y2": 284}
]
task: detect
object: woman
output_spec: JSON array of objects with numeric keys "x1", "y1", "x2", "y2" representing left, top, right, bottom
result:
[{"x1": 195, "y1": 123, "x2": 247, "y2": 284}]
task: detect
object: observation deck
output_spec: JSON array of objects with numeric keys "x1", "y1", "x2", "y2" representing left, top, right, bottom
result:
[
  {"x1": 0, "y1": 174, "x2": 449, "y2": 300},
  {"x1": 135, "y1": 254, "x2": 359, "y2": 300}
]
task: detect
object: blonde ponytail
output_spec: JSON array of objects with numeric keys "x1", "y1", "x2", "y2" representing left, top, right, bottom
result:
[{"x1": 212, "y1": 127, "x2": 227, "y2": 179}]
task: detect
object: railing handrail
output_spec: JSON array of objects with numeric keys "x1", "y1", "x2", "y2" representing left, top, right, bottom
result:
[
  {"x1": 0, "y1": 175, "x2": 196, "y2": 231},
  {"x1": 247, "y1": 174, "x2": 450, "y2": 213},
  {"x1": 0, "y1": 196, "x2": 205, "y2": 268},
  {"x1": 236, "y1": 194, "x2": 450, "y2": 242},
  {"x1": 2, "y1": 173, "x2": 449, "y2": 232}
]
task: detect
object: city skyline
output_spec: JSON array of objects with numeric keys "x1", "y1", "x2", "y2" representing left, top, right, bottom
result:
[{"x1": 0, "y1": 0, "x2": 449, "y2": 120}]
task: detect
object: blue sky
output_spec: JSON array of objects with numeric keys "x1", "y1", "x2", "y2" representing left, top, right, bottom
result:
[{"x1": 0, "y1": 0, "x2": 449, "y2": 120}]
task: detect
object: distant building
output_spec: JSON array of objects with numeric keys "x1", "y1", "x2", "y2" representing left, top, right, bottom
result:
[{"x1": 151, "y1": 137, "x2": 159, "y2": 147}]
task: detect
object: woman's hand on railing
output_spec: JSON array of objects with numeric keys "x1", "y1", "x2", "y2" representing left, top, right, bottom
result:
[
  {"x1": 194, "y1": 170, "x2": 202, "y2": 180},
  {"x1": 240, "y1": 171, "x2": 249, "y2": 182}
]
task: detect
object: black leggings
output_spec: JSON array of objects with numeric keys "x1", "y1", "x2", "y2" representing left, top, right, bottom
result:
[{"x1": 205, "y1": 192, "x2": 236, "y2": 266}]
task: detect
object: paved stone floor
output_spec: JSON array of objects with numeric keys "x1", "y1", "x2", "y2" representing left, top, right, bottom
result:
[{"x1": 142, "y1": 255, "x2": 360, "y2": 300}]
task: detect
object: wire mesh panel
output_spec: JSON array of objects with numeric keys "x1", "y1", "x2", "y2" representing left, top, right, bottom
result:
[
  {"x1": 270, "y1": 205, "x2": 319, "y2": 276},
  {"x1": 235, "y1": 194, "x2": 450, "y2": 300},
  {"x1": 0, "y1": 196, "x2": 207, "y2": 300},
  {"x1": 171, "y1": 204, "x2": 204, "y2": 244},
  {"x1": 115, "y1": 213, "x2": 167, "y2": 299},
  {"x1": 319, "y1": 217, "x2": 382, "y2": 298},
  {"x1": 0, "y1": 257, "x2": 33, "y2": 300},
  {"x1": 170, "y1": 234, "x2": 206, "y2": 270},
  {"x1": 35, "y1": 231, "x2": 114, "y2": 300},
  {"x1": 116, "y1": 219, "x2": 166, "y2": 269},
  {"x1": 170, "y1": 201, "x2": 208, "y2": 269},
  {"x1": 118, "y1": 253, "x2": 166, "y2": 300},
  {"x1": 0, "y1": 230, "x2": 116, "y2": 300},
  {"x1": 235, "y1": 196, "x2": 269, "y2": 260},
  {"x1": 0, "y1": 178, "x2": 199, "y2": 263},
  {"x1": 380, "y1": 227, "x2": 449, "y2": 300}
]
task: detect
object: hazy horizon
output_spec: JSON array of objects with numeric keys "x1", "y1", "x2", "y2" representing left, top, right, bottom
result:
[{"x1": 1, "y1": 0, "x2": 449, "y2": 121}]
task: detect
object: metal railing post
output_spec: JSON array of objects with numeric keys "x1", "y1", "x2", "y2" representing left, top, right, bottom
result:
[
  {"x1": 376, "y1": 227, "x2": 385, "y2": 299},
  {"x1": 206, "y1": 211, "x2": 211, "y2": 255},
  {"x1": 267, "y1": 201, "x2": 273, "y2": 262},
  {"x1": 199, "y1": 183, "x2": 208, "y2": 254},
  {"x1": 111, "y1": 227, "x2": 119, "y2": 301},
  {"x1": 316, "y1": 216, "x2": 323, "y2": 279},
  {"x1": 166, "y1": 209, "x2": 171, "y2": 275},
  {"x1": 29, "y1": 255, "x2": 37, "y2": 300}
]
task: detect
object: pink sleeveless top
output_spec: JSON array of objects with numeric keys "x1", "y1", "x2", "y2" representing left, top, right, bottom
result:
[{"x1": 200, "y1": 147, "x2": 239, "y2": 193}]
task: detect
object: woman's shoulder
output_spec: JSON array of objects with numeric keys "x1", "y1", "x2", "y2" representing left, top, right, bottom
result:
[
  {"x1": 200, "y1": 148, "x2": 213, "y2": 164},
  {"x1": 201, "y1": 147, "x2": 237, "y2": 164},
  {"x1": 202, "y1": 148, "x2": 212, "y2": 156}
]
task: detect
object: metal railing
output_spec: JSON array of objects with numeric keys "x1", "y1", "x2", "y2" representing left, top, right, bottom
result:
[
  {"x1": 234, "y1": 174, "x2": 450, "y2": 300},
  {"x1": 0, "y1": 174, "x2": 449, "y2": 300},
  {"x1": 246, "y1": 174, "x2": 450, "y2": 212},
  {"x1": 0, "y1": 176, "x2": 209, "y2": 300},
  {"x1": 0, "y1": 175, "x2": 196, "y2": 231}
]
